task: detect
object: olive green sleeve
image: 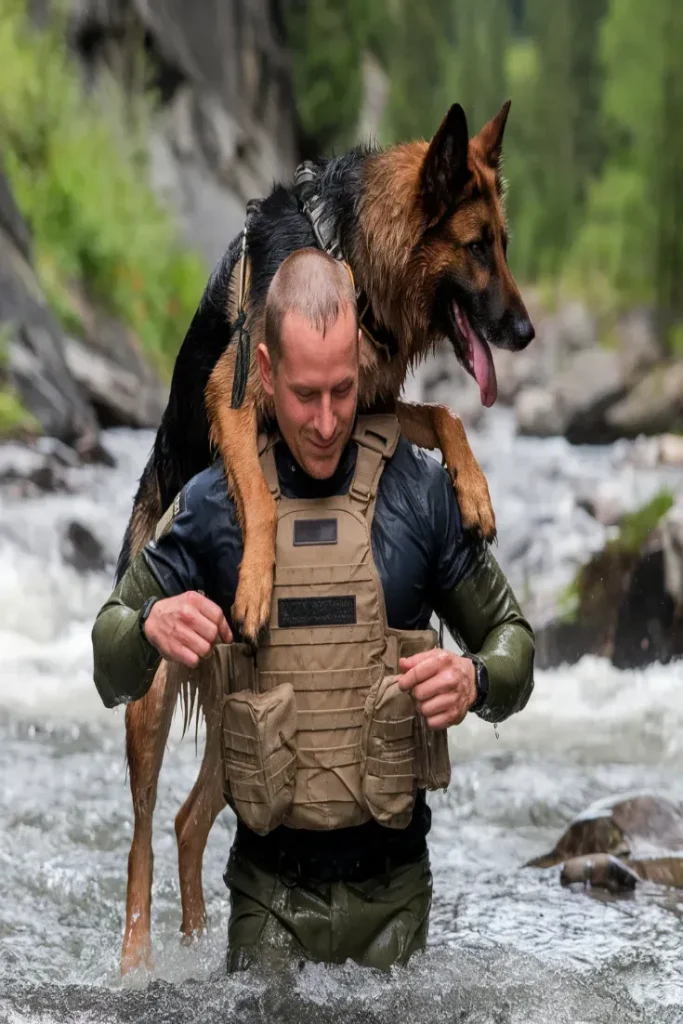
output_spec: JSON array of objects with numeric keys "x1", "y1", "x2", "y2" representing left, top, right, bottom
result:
[
  {"x1": 91, "y1": 554, "x2": 166, "y2": 708},
  {"x1": 435, "y1": 544, "x2": 535, "y2": 724}
]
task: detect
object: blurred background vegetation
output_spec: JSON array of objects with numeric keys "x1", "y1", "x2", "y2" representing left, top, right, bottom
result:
[
  {"x1": 1, "y1": 0, "x2": 682, "y2": 401},
  {"x1": 289, "y1": 0, "x2": 683, "y2": 358}
]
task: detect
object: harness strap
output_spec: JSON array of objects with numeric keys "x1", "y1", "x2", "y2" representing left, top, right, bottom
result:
[{"x1": 258, "y1": 431, "x2": 281, "y2": 500}]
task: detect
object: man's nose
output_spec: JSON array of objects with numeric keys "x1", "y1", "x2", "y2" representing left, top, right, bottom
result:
[{"x1": 315, "y1": 398, "x2": 336, "y2": 441}]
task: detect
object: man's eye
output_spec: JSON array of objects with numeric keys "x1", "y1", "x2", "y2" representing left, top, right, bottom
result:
[{"x1": 334, "y1": 384, "x2": 352, "y2": 397}]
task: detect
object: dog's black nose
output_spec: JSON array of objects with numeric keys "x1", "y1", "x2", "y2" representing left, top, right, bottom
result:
[{"x1": 512, "y1": 313, "x2": 535, "y2": 348}]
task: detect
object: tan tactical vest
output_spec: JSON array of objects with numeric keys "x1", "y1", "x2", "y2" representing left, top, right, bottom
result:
[{"x1": 208, "y1": 414, "x2": 451, "y2": 835}]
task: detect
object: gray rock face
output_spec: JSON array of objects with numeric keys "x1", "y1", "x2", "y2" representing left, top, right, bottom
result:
[
  {"x1": 63, "y1": 335, "x2": 167, "y2": 428},
  {"x1": 53, "y1": 0, "x2": 298, "y2": 266},
  {"x1": 0, "y1": 170, "x2": 99, "y2": 448}
]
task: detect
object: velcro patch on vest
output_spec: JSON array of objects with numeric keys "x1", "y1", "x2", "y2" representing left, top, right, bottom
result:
[
  {"x1": 278, "y1": 595, "x2": 356, "y2": 628},
  {"x1": 293, "y1": 518, "x2": 338, "y2": 546}
]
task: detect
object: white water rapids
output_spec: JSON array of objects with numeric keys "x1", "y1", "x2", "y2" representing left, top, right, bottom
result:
[{"x1": 1, "y1": 407, "x2": 682, "y2": 1023}]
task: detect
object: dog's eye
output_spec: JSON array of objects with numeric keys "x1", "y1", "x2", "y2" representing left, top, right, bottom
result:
[{"x1": 467, "y1": 241, "x2": 486, "y2": 260}]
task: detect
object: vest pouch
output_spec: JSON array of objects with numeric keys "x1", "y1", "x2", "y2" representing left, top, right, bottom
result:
[
  {"x1": 222, "y1": 683, "x2": 297, "y2": 836},
  {"x1": 390, "y1": 627, "x2": 452, "y2": 793},
  {"x1": 361, "y1": 675, "x2": 417, "y2": 829},
  {"x1": 414, "y1": 715, "x2": 451, "y2": 791}
]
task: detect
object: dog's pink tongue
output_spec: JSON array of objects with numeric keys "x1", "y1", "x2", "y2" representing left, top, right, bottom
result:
[
  {"x1": 471, "y1": 332, "x2": 497, "y2": 407},
  {"x1": 456, "y1": 308, "x2": 498, "y2": 408}
]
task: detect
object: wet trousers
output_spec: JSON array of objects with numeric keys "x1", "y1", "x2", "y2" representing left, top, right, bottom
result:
[{"x1": 223, "y1": 848, "x2": 433, "y2": 972}]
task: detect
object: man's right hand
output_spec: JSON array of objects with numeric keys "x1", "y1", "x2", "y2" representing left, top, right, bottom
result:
[{"x1": 143, "y1": 591, "x2": 233, "y2": 668}]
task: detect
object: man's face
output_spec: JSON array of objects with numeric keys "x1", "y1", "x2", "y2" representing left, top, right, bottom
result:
[{"x1": 258, "y1": 305, "x2": 360, "y2": 479}]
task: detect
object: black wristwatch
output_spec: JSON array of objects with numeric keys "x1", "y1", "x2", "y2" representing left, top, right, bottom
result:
[
  {"x1": 467, "y1": 656, "x2": 490, "y2": 713},
  {"x1": 138, "y1": 596, "x2": 159, "y2": 646}
]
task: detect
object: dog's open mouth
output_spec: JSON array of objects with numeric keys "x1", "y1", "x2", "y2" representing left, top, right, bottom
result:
[{"x1": 452, "y1": 303, "x2": 498, "y2": 408}]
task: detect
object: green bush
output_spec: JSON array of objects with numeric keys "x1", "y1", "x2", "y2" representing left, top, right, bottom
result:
[{"x1": 0, "y1": 0, "x2": 206, "y2": 377}]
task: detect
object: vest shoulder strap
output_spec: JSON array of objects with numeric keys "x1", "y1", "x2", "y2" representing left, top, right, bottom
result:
[{"x1": 349, "y1": 414, "x2": 401, "y2": 509}]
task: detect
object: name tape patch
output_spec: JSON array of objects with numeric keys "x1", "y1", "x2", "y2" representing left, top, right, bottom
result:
[
  {"x1": 278, "y1": 595, "x2": 356, "y2": 628},
  {"x1": 293, "y1": 518, "x2": 338, "y2": 546}
]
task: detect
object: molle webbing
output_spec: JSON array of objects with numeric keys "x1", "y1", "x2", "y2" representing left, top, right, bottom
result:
[{"x1": 218, "y1": 414, "x2": 451, "y2": 833}]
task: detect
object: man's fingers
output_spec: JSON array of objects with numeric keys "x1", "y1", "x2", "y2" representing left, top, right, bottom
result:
[
  {"x1": 166, "y1": 645, "x2": 200, "y2": 669},
  {"x1": 185, "y1": 591, "x2": 226, "y2": 624},
  {"x1": 426, "y1": 710, "x2": 463, "y2": 730},
  {"x1": 217, "y1": 615, "x2": 233, "y2": 644},
  {"x1": 179, "y1": 604, "x2": 223, "y2": 645},
  {"x1": 396, "y1": 653, "x2": 442, "y2": 691},
  {"x1": 398, "y1": 650, "x2": 437, "y2": 670},
  {"x1": 417, "y1": 692, "x2": 456, "y2": 718},
  {"x1": 174, "y1": 624, "x2": 212, "y2": 659}
]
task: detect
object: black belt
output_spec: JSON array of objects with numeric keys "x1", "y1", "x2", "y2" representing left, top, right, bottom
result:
[{"x1": 232, "y1": 829, "x2": 427, "y2": 885}]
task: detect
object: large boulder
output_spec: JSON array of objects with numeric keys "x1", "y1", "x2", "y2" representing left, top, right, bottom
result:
[
  {"x1": 536, "y1": 492, "x2": 683, "y2": 669},
  {"x1": 516, "y1": 348, "x2": 628, "y2": 443},
  {"x1": 63, "y1": 290, "x2": 168, "y2": 428},
  {"x1": 604, "y1": 359, "x2": 683, "y2": 438}
]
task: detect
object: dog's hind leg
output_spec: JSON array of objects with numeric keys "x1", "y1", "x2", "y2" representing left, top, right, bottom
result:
[
  {"x1": 121, "y1": 662, "x2": 177, "y2": 975},
  {"x1": 175, "y1": 683, "x2": 226, "y2": 939},
  {"x1": 396, "y1": 401, "x2": 496, "y2": 541}
]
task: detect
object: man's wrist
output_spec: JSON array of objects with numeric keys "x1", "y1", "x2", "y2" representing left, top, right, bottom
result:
[
  {"x1": 138, "y1": 596, "x2": 159, "y2": 649},
  {"x1": 465, "y1": 655, "x2": 489, "y2": 712}
]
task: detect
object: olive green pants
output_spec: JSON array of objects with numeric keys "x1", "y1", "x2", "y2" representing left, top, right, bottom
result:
[{"x1": 224, "y1": 849, "x2": 433, "y2": 972}]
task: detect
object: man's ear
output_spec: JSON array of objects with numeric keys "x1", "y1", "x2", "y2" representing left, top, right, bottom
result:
[
  {"x1": 420, "y1": 103, "x2": 472, "y2": 226},
  {"x1": 256, "y1": 342, "x2": 275, "y2": 397}
]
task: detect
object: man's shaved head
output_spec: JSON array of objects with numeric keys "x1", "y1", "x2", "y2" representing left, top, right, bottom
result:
[{"x1": 264, "y1": 248, "x2": 357, "y2": 368}]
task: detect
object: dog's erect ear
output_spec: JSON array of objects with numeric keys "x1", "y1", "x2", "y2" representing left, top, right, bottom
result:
[
  {"x1": 420, "y1": 103, "x2": 471, "y2": 225},
  {"x1": 476, "y1": 100, "x2": 511, "y2": 169}
]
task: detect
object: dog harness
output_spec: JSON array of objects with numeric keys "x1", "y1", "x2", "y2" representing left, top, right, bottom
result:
[{"x1": 208, "y1": 414, "x2": 452, "y2": 835}]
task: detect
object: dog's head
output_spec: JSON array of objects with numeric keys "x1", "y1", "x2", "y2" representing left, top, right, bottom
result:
[{"x1": 417, "y1": 101, "x2": 534, "y2": 407}]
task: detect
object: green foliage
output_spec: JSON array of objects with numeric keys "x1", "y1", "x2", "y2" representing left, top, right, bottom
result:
[
  {"x1": 451, "y1": 0, "x2": 509, "y2": 136},
  {"x1": 286, "y1": 0, "x2": 390, "y2": 153},
  {"x1": 618, "y1": 489, "x2": 675, "y2": 554},
  {"x1": 0, "y1": 0, "x2": 206, "y2": 377},
  {"x1": 0, "y1": 387, "x2": 40, "y2": 437},
  {"x1": 383, "y1": 0, "x2": 455, "y2": 142}
]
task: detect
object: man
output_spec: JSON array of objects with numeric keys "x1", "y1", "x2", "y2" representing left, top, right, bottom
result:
[{"x1": 93, "y1": 247, "x2": 534, "y2": 972}]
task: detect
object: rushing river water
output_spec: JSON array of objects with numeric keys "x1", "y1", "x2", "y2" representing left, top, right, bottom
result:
[{"x1": 1, "y1": 410, "x2": 682, "y2": 1023}]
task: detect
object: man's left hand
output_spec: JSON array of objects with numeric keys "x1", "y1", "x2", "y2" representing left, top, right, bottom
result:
[{"x1": 397, "y1": 650, "x2": 477, "y2": 729}]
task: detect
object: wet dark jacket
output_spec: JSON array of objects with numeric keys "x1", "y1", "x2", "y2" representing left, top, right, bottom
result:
[{"x1": 92, "y1": 435, "x2": 534, "y2": 861}]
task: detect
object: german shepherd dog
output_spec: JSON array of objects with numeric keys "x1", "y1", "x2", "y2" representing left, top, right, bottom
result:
[{"x1": 118, "y1": 101, "x2": 534, "y2": 972}]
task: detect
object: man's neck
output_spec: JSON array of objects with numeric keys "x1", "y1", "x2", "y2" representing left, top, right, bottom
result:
[{"x1": 273, "y1": 437, "x2": 357, "y2": 500}]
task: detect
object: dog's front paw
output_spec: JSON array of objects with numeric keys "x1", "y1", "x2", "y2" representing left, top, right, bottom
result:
[
  {"x1": 232, "y1": 552, "x2": 275, "y2": 643},
  {"x1": 453, "y1": 462, "x2": 497, "y2": 543}
]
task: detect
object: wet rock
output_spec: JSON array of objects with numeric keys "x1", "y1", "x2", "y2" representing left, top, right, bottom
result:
[
  {"x1": 560, "y1": 349, "x2": 628, "y2": 444},
  {"x1": 604, "y1": 360, "x2": 683, "y2": 438},
  {"x1": 535, "y1": 492, "x2": 683, "y2": 669},
  {"x1": 617, "y1": 307, "x2": 663, "y2": 381},
  {"x1": 63, "y1": 335, "x2": 167, "y2": 429},
  {"x1": 60, "y1": 520, "x2": 109, "y2": 573},
  {"x1": 514, "y1": 387, "x2": 565, "y2": 437},
  {"x1": 0, "y1": 441, "x2": 73, "y2": 494}
]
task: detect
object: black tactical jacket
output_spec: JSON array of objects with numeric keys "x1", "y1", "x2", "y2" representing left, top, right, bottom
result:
[{"x1": 92, "y1": 435, "x2": 534, "y2": 862}]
